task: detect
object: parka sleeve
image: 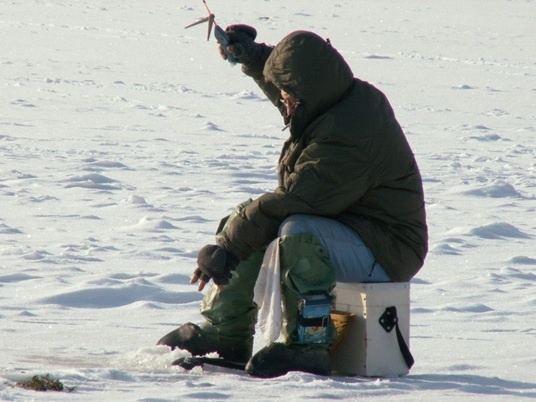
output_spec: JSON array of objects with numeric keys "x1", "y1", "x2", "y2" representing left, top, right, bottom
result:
[{"x1": 217, "y1": 120, "x2": 378, "y2": 260}]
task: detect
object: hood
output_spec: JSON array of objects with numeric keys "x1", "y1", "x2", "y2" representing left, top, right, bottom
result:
[{"x1": 263, "y1": 31, "x2": 354, "y2": 136}]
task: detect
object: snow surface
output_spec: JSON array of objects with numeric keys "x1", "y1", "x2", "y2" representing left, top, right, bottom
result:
[{"x1": 1, "y1": 0, "x2": 535, "y2": 400}]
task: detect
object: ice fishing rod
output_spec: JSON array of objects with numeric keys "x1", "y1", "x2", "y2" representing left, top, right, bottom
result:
[{"x1": 185, "y1": 0, "x2": 237, "y2": 63}]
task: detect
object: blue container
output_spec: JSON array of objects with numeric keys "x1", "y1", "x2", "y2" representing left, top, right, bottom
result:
[{"x1": 297, "y1": 292, "x2": 333, "y2": 344}]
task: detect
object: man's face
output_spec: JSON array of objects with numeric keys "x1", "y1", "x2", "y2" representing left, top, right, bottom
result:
[{"x1": 280, "y1": 90, "x2": 300, "y2": 117}]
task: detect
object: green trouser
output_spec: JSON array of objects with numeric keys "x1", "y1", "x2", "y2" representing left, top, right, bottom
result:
[
  {"x1": 201, "y1": 232, "x2": 336, "y2": 346},
  {"x1": 279, "y1": 233, "x2": 336, "y2": 345},
  {"x1": 201, "y1": 249, "x2": 264, "y2": 340}
]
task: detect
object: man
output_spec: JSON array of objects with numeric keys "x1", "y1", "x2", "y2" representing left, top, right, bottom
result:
[{"x1": 158, "y1": 26, "x2": 427, "y2": 378}]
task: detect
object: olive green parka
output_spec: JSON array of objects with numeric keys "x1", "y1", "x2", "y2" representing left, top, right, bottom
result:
[{"x1": 217, "y1": 31, "x2": 428, "y2": 282}]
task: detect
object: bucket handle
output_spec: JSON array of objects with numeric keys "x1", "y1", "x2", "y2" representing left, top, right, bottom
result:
[{"x1": 379, "y1": 306, "x2": 415, "y2": 369}]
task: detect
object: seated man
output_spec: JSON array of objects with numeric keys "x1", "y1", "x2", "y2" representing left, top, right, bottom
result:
[{"x1": 158, "y1": 26, "x2": 428, "y2": 378}]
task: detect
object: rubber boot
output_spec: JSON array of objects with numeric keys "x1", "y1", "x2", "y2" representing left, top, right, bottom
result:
[
  {"x1": 245, "y1": 343, "x2": 331, "y2": 378},
  {"x1": 157, "y1": 322, "x2": 253, "y2": 363},
  {"x1": 246, "y1": 233, "x2": 337, "y2": 377}
]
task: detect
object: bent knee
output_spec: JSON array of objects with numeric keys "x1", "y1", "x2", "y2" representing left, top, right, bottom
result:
[{"x1": 278, "y1": 214, "x2": 314, "y2": 237}]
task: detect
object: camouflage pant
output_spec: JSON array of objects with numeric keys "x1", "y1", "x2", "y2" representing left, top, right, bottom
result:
[{"x1": 201, "y1": 204, "x2": 336, "y2": 345}]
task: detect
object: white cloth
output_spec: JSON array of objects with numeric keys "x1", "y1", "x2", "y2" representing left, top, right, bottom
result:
[{"x1": 253, "y1": 239, "x2": 283, "y2": 345}]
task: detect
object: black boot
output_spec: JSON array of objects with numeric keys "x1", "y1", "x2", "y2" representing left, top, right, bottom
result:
[
  {"x1": 157, "y1": 322, "x2": 253, "y2": 363},
  {"x1": 245, "y1": 342, "x2": 331, "y2": 378}
]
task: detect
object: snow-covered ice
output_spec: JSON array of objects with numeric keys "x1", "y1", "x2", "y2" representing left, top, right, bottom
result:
[{"x1": 1, "y1": 0, "x2": 535, "y2": 400}]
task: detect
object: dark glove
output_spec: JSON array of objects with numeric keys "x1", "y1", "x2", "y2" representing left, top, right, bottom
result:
[
  {"x1": 219, "y1": 24, "x2": 262, "y2": 67},
  {"x1": 194, "y1": 244, "x2": 240, "y2": 286}
]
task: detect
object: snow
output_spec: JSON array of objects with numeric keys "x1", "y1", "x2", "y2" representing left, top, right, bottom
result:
[{"x1": 1, "y1": 0, "x2": 535, "y2": 400}]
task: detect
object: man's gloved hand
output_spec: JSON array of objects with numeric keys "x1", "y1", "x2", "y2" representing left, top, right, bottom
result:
[
  {"x1": 191, "y1": 245, "x2": 240, "y2": 291},
  {"x1": 219, "y1": 24, "x2": 261, "y2": 66}
]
